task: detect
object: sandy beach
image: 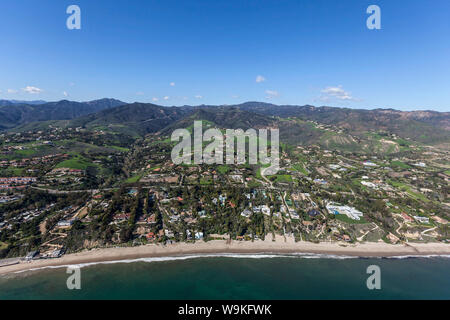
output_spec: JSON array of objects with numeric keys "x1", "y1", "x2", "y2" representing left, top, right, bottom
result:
[{"x1": 1, "y1": 236, "x2": 449, "y2": 276}]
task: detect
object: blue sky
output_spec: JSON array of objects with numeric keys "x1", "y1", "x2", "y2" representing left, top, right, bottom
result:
[{"x1": 0, "y1": 0, "x2": 449, "y2": 111}]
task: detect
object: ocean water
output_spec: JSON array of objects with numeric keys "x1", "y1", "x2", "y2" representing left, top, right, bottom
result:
[{"x1": 0, "y1": 254, "x2": 449, "y2": 299}]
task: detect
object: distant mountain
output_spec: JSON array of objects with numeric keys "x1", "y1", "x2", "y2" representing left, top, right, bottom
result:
[
  {"x1": 0, "y1": 98, "x2": 125, "y2": 130},
  {"x1": 236, "y1": 103, "x2": 450, "y2": 144},
  {"x1": 0, "y1": 99, "x2": 47, "y2": 106},
  {"x1": 69, "y1": 102, "x2": 190, "y2": 136},
  {"x1": 3, "y1": 99, "x2": 449, "y2": 152},
  {"x1": 162, "y1": 106, "x2": 360, "y2": 150},
  {"x1": 162, "y1": 106, "x2": 276, "y2": 134}
]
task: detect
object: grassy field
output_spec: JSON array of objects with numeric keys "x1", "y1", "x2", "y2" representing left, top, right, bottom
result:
[
  {"x1": 391, "y1": 160, "x2": 411, "y2": 169},
  {"x1": 0, "y1": 167, "x2": 24, "y2": 176},
  {"x1": 290, "y1": 163, "x2": 309, "y2": 175},
  {"x1": 389, "y1": 180, "x2": 429, "y2": 202},
  {"x1": 272, "y1": 174, "x2": 293, "y2": 183},
  {"x1": 125, "y1": 174, "x2": 143, "y2": 183},
  {"x1": 335, "y1": 214, "x2": 368, "y2": 224},
  {"x1": 200, "y1": 177, "x2": 213, "y2": 185},
  {"x1": 55, "y1": 155, "x2": 96, "y2": 170},
  {"x1": 107, "y1": 145, "x2": 130, "y2": 152},
  {"x1": 216, "y1": 165, "x2": 231, "y2": 175}
]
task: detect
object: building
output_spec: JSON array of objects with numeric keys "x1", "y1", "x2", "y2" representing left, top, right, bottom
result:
[
  {"x1": 413, "y1": 216, "x2": 430, "y2": 224},
  {"x1": 25, "y1": 251, "x2": 39, "y2": 261},
  {"x1": 241, "y1": 209, "x2": 252, "y2": 218},
  {"x1": 308, "y1": 209, "x2": 320, "y2": 217},
  {"x1": 326, "y1": 202, "x2": 364, "y2": 220},
  {"x1": 195, "y1": 232, "x2": 204, "y2": 240},
  {"x1": 361, "y1": 181, "x2": 378, "y2": 189},
  {"x1": 57, "y1": 220, "x2": 74, "y2": 227},
  {"x1": 401, "y1": 212, "x2": 414, "y2": 222}
]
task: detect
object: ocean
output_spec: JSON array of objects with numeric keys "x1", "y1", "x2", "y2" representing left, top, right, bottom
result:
[{"x1": 0, "y1": 254, "x2": 449, "y2": 299}]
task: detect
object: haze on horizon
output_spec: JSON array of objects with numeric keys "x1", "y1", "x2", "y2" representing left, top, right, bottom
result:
[{"x1": 0, "y1": 0, "x2": 449, "y2": 112}]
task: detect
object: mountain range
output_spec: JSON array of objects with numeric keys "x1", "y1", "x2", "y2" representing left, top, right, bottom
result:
[
  {"x1": 1, "y1": 98, "x2": 449, "y2": 152},
  {"x1": 0, "y1": 98, "x2": 125, "y2": 130}
]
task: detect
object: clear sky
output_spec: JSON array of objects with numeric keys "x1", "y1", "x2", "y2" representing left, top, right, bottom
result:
[{"x1": 0, "y1": 0, "x2": 449, "y2": 111}]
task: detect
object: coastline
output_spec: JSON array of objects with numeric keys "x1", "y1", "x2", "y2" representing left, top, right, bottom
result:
[{"x1": 1, "y1": 236, "x2": 449, "y2": 276}]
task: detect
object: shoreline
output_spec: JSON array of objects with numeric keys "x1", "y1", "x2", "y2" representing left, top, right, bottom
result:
[{"x1": 1, "y1": 237, "x2": 449, "y2": 276}]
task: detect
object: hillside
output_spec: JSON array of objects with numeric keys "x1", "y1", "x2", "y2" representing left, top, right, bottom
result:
[
  {"x1": 237, "y1": 103, "x2": 450, "y2": 145},
  {"x1": 0, "y1": 98, "x2": 125, "y2": 130},
  {"x1": 3, "y1": 100, "x2": 449, "y2": 152},
  {"x1": 69, "y1": 102, "x2": 191, "y2": 136},
  {"x1": 161, "y1": 107, "x2": 276, "y2": 134}
]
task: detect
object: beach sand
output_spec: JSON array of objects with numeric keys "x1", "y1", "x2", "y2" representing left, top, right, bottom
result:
[{"x1": 1, "y1": 236, "x2": 449, "y2": 275}]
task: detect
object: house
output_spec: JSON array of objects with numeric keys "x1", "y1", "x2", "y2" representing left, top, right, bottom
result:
[
  {"x1": 113, "y1": 213, "x2": 130, "y2": 222},
  {"x1": 57, "y1": 220, "x2": 74, "y2": 227},
  {"x1": 313, "y1": 178, "x2": 327, "y2": 185},
  {"x1": 195, "y1": 232, "x2": 204, "y2": 240},
  {"x1": 146, "y1": 232, "x2": 156, "y2": 241},
  {"x1": 413, "y1": 216, "x2": 430, "y2": 224},
  {"x1": 361, "y1": 181, "x2": 378, "y2": 189},
  {"x1": 401, "y1": 212, "x2": 414, "y2": 222},
  {"x1": 414, "y1": 162, "x2": 426, "y2": 168},
  {"x1": 241, "y1": 209, "x2": 252, "y2": 218},
  {"x1": 363, "y1": 161, "x2": 377, "y2": 167},
  {"x1": 25, "y1": 251, "x2": 39, "y2": 261},
  {"x1": 147, "y1": 214, "x2": 156, "y2": 224},
  {"x1": 218, "y1": 194, "x2": 227, "y2": 205},
  {"x1": 128, "y1": 189, "x2": 138, "y2": 195},
  {"x1": 289, "y1": 209, "x2": 299, "y2": 219},
  {"x1": 326, "y1": 202, "x2": 364, "y2": 220},
  {"x1": 261, "y1": 205, "x2": 270, "y2": 216},
  {"x1": 51, "y1": 249, "x2": 64, "y2": 258},
  {"x1": 164, "y1": 229, "x2": 175, "y2": 238}
]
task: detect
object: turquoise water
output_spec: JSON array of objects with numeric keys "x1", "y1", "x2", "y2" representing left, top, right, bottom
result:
[{"x1": 0, "y1": 255, "x2": 449, "y2": 299}]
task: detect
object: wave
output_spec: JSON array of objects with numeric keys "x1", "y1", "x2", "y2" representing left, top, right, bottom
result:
[
  {"x1": 12, "y1": 252, "x2": 449, "y2": 275},
  {"x1": 382, "y1": 254, "x2": 450, "y2": 259}
]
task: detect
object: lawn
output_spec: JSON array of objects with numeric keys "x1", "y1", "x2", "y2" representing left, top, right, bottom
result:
[
  {"x1": 391, "y1": 161, "x2": 411, "y2": 169},
  {"x1": 15, "y1": 148, "x2": 37, "y2": 156},
  {"x1": 335, "y1": 214, "x2": 368, "y2": 224},
  {"x1": 290, "y1": 163, "x2": 308, "y2": 175},
  {"x1": 125, "y1": 173, "x2": 143, "y2": 183},
  {"x1": 107, "y1": 145, "x2": 130, "y2": 152},
  {"x1": 216, "y1": 165, "x2": 231, "y2": 175},
  {"x1": 200, "y1": 177, "x2": 213, "y2": 185},
  {"x1": 272, "y1": 175, "x2": 293, "y2": 183},
  {"x1": 2, "y1": 167, "x2": 24, "y2": 176}
]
